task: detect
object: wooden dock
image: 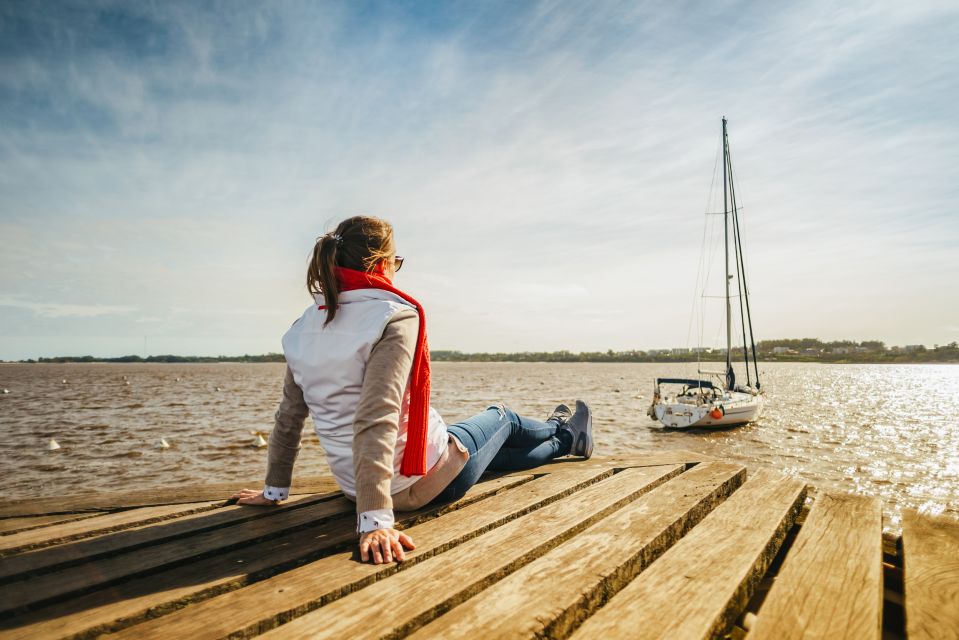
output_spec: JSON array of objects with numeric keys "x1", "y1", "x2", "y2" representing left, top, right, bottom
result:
[{"x1": 1, "y1": 451, "x2": 957, "y2": 639}]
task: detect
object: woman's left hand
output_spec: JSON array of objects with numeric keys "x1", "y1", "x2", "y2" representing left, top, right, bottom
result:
[
  {"x1": 229, "y1": 488, "x2": 277, "y2": 506},
  {"x1": 359, "y1": 528, "x2": 416, "y2": 564}
]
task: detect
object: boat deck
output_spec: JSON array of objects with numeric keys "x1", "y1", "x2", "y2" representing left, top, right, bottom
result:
[{"x1": 1, "y1": 451, "x2": 956, "y2": 639}]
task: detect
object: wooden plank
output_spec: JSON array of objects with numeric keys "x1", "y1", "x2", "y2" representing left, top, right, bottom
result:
[
  {"x1": 902, "y1": 509, "x2": 959, "y2": 640},
  {"x1": 0, "y1": 513, "x2": 104, "y2": 535},
  {"x1": 0, "y1": 492, "x2": 339, "y2": 582},
  {"x1": 0, "y1": 494, "x2": 356, "y2": 614},
  {"x1": 0, "y1": 500, "x2": 221, "y2": 555},
  {"x1": 407, "y1": 461, "x2": 747, "y2": 640},
  {"x1": 749, "y1": 493, "x2": 883, "y2": 640},
  {"x1": 269, "y1": 462, "x2": 745, "y2": 640},
  {"x1": 0, "y1": 475, "x2": 530, "y2": 640},
  {"x1": 501, "y1": 450, "x2": 717, "y2": 477},
  {"x1": 0, "y1": 476, "x2": 341, "y2": 517},
  {"x1": 106, "y1": 467, "x2": 614, "y2": 640},
  {"x1": 568, "y1": 468, "x2": 807, "y2": 640}
]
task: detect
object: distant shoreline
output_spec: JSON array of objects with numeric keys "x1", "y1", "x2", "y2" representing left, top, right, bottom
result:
[{"x1": 6, "y1": 346, "x2": 957, "y2": 366}]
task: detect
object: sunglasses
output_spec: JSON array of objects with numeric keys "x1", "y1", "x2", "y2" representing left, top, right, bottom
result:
[{"x1": 394, "y1": 255, "x2": 405, "y2": 272}]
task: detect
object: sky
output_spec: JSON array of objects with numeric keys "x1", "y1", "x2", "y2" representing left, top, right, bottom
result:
[{"x1": 1, "y1": 0, "x2": 957, "y2": 360}]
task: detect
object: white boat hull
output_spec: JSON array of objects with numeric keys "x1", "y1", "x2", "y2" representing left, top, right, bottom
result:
[{"x1": 652, "y1": 391, "x2": 764, "y2": 429}]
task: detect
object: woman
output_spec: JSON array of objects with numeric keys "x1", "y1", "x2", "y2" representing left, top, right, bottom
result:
[{"x1": 231, "y1": 216, "x2": 593, "y2": 565}]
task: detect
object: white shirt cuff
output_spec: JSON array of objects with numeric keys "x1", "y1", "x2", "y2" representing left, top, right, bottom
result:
[
  {"x1": 263, "y1": 485, "x2": 289, "y2": 501},
  {"x1": 357, "y1": 508, "x2": 395, "y2": 533}
]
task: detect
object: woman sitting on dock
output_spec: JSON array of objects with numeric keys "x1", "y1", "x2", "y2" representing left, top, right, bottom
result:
[{"x1": 231, "y1": 216, "x2": 593, "y2": 565}]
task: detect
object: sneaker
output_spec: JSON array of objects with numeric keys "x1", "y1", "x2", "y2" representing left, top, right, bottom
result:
[
  {"x1": 567, "y1": 400, "x2": 593, "y2": 458},
  {"x1": 546, "y1": 403, "x2": 572, "y2": 427}
]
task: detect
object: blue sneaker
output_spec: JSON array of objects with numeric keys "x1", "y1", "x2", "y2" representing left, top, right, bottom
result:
[
  {"x1": 567, "y1": 400, "x2": 593, "y2": 458},
  {"x1": 546, "y1": 404, "x2": 572, "y2": 427}
]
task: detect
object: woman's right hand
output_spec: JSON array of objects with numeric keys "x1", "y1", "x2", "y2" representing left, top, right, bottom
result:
[
  {"x1": 359, "y1": 528, "x2": 416, "y2": 564},
  {"x1": 229, "y1": 488, "x2": 278, "y2": 506}
]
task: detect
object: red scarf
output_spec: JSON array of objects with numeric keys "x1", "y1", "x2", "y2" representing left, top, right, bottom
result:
[{"x1": 325, "y1": 266, "x2": 431, "y2": 476}]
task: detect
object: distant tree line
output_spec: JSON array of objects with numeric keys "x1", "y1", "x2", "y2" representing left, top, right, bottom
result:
[
  {"x1": 21, "y1": 354, "x2": 286, "y2": 364},
  {"x1": 12, "y1": 341, "x2": 958, "y2": 364}
]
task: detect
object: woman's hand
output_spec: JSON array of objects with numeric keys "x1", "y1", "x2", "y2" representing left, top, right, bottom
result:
[
  {"x1": 359, "y1": 528, "x2": 416, "y2": 564},
  {"x1": 229, "y1": 488, "x2": 278, "y2": 506}
]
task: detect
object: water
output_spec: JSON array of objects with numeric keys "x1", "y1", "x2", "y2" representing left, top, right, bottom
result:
[{"x1": 1, "y1": 362, "x2": 957, "y2": 529}]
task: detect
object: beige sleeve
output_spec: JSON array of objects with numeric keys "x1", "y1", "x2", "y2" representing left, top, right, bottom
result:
[
  {"x1": 264, "y1": 365, "x2": 310, "y2": 488},
  {"x1": 352, "y1": 307, "x2": 419, "y2": 513}
]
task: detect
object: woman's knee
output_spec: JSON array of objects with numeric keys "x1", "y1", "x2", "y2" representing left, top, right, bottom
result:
[{"x1": 485, "y1": 402, "x2": 519, "y2": 424}]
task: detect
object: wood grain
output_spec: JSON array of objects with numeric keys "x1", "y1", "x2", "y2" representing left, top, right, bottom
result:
[
  {"x1": 259, "y1": 465, "x2": 695, "y2": 639},
  {"x1": 902, "y1": 509, "x2": 959, "y2": 640},
  {"x1": 569, "y1": 468, "x2": 806, "y2": 640},
  {"x1": 0, "y1": 513, "x2": 104, "y2": 536},
  {"x1": 0, "y1": 492, "x2": 342, "y2": 582},
  {"x1": 0, "y1": 475, "x2": 530, "y2": 640},
  {"x1": 108, "y1": 467, "x2": 614, "y2": 640},
  {"x1": 501, "y1": 450, "x2": 715, "y2": 477},
  {"x1": 748, "y1": 493, "x2": 883, "y2": 640},
  {"x1": 0, "y1": 476, "x2": 341, "y2": 518},
  {"x1": 407, "y1": 461, "x2": 746, "y2": 640},
  {"x1": 0, "y1": 500, "x2": 221, "y2": 555},
  {"x1": 0, "y1": 495, "x2": 354, "y2": 614}
]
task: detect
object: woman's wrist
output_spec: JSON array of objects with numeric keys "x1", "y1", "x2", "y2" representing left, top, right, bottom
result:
[
  {"x1": 263, "y1": 485, "x2": 289, "y2": 503},
  {"x1": 357, "y1": 508, "x2": 395, "y2": 533}
]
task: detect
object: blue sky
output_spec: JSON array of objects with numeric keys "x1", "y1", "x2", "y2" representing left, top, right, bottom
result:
[{"x1": 1, "y1": 0, "x2": 957, "y2": 359}]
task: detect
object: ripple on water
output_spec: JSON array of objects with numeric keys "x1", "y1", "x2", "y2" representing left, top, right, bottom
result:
[{"x1": 1, "y1": 361, "x2": 956, "y2": 524}]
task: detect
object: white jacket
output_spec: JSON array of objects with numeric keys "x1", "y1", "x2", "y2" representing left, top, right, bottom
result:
[{"x1": 281, "y1": 289, "x2": 449, "y2": 497}]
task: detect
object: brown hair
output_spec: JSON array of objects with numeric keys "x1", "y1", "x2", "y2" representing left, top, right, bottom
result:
[{"x1": 307, "y1": 216, "x2": 395, "y2": 325}]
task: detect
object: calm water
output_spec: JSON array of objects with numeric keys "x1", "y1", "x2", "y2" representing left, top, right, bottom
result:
[{"x1": 1, "y1": 362, "x2": 957, "y2": 530}]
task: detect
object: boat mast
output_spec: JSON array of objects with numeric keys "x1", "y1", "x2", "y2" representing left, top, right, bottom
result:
[{"x1": 722, "y1": 117, "x2": 733, "y2": 391}]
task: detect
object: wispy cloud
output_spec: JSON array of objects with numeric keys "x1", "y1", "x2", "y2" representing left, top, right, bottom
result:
[
  {"x1": 0, "y1": 0, "x2": 957, "y2": 358},
  {"x1": 0, "y1": 296, "x2": 135, "y2": 318}
]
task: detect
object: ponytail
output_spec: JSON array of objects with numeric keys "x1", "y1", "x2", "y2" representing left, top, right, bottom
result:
[
  {"x1": 307, "y1": 234, "x2": 342, "y2": 325},
  {"x1": 305, "y1": 216, "x2": 395, "y2": 326}
]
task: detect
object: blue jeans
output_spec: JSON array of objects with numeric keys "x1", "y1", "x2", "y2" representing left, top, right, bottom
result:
[{"x1": 433, "y1": 404, "x2": 573, "y2": 503}]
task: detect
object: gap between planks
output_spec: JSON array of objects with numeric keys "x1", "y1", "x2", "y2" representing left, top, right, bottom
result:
[
  {"x1": 267, "y1": 461, "x2": 746, "y2": 640},
  {"x1": 0, "y1": 475, "x2": 530, "y2": 640},
  {"x1": 103, "y1": 466, "x2": 621, "y2": 640}
]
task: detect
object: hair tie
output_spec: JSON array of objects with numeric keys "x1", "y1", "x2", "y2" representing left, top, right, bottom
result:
[{"x1": 329, "y1": 233, "x2": 343, "y2": 246}]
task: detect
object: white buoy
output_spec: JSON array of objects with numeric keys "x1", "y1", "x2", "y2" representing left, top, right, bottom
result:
[
  {"x1": 47, "y1": 438, "x2": 61, "y2": 451},
  {"x1": 175, "y1": 377, "x2": 181, "y2": 382},
  {"x1": 215, "y1": 386, "x2": 222, "y2": 392},
  {"x1": 61, "y1": 379, "x2": 67, "y2": 384},
  {"x1": 253, "y1": 434, "x2": 268, "y2": 448},
  {"x1": 125, "y1": 381, "x2": 130, "y2": 386},
  {"x1": 156, "y1": 438, "x2": 170, "y2": 449},
  {"x1": 2, "y1": 389, "x2": 9, "y2": 394}
]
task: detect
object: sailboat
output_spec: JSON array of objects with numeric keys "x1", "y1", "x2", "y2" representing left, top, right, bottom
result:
[{"x1": 648, "y1": 117, "x2": 765, "y2": 429}]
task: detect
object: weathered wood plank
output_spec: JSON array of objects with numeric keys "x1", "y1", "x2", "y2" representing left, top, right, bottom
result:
[
  {"x1": 262, "y1": 466, "x2": 686, "y2": 640},
  {"x1": 0, "y1": 495, "x2": 355, "y2": 614},
  {"x1": 568, "y1": 468, "x2": 807, "y2": 640},
  {"x1": 0, "y1": 492, "x2": 339, "y2": 582},
  {"x1": 748, "y1": 493, "x2": 883, "y2": 640},
  {"x1": 108, "y1": 467, "x2": 614, "y2": 640},
  {"x1": 502, "y1": 450, "x2": 716, "y2": 477},
  {"x1": 0, "y1": 513, "x2": 104, "y2": 536},
  {"x1": 407, "y1": 461, "x2": 747, "y2": 640},
  {"x1": 0, "y1": 475, "x2": 529, "y2": 640},
  {"x1": 0, "y1": 476, "x2": 341, "y2": 518},
  {"x1": 902, "y1": 509, "x2": 959, "y2": 640},
  {"x1": 0, "y1": 500, "x2": 221, "y2": 555}
]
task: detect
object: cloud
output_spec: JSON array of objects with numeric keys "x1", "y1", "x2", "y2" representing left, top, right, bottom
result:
[
  {"x1": 0, "y1": 296, "x2": 136, "y2": 318},
  {"x1": 0, "y1": 0, "x2": 957, "y2": 357}
]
